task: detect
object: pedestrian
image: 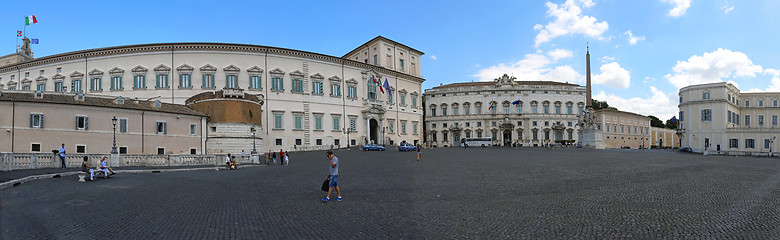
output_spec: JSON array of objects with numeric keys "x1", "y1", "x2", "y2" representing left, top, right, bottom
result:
[
  {"x1": 242, "y1": 149, "x2": 246, "y2": 155},
  {"x1": 225, "y1": 154, "x2": 232, "y2": 168},
  {"x1": 81, "y1": 156, "x2": 94, "y2": 181},
  {"x1": 99, "y1": 156, "x2": 110, "y2": 178},
  {"x1": 417, "y1": 145, "x2": 422, "y2": 161},
  {"x1": 279, "y1": 149, "x2": 285, "y2": 166},
  {"x1": 322, "y1": 151, "x2": 342, "y2": 203},
  {"x1": 58, "y1": 143, "x2": 67, "y2": 168},
  {"x1": 272, "y1": 152, "x2": 277, "y2": 165},
  {"x1": 284, "y1": 154, "x2": 289, "y2": 165}
]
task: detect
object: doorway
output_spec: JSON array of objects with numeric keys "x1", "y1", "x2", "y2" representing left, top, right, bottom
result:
[
  {"x1": 453, "y1": 133, "x2": 461, "y2": 147},
  {"x1": 555, "y1": 131, "x2": 563, "y2": 141},
  {"x1": 503, "y1": 130, "x2": 512, "y2": 146},
  {"x1": 369, "y1": 119, "x2": 378, "y2": 144}
]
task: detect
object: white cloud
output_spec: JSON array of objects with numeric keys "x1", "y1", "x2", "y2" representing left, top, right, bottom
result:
[
  {"x1": 624, "y1": 30, "x2": 646, "y2": 45},
  {"x1": 664, "y1": 48, "x2": 766, "y2": 88},
  {"x1": 473, "y1": 53, "x2": 583, "y2": 83},
  {"x1": 430, "y1": 55, "x2": 437, "y2": 60},
  {"x1": 475, "y1": 63, "x2": 481, "y2": 68},
  {"x1": 547, "y1": 49, "x2": 574, "y2": 60},
  {"x1": 593, "y1": 86, "x2": 677, "y2": 120},
  {"x1": 722, "y1": 0, "x2": 734, "y2": 14},
  {"x1": 593, "y1": 62, "x2": 631, "y2": 88},
  {"x1": 600, "y1": 56, "x2": 615, "y2": 63},
  {"x1": 744, "y1": 77, "x2": 780, "y2": 93},
  {"x1": 534, "y1": 0, "x2": 609, "y2": 47},
  {"x1": 662, "y1": 0, "x2": 692, "y2": 17}
]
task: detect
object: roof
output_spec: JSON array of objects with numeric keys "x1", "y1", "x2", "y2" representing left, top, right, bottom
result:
[
  {"x1": 342, "y1": 36, "x2": 425, "y2": 58},
  {"x1": 185, "y1": 90, "x2": 263, "y2": 105},
  {"x1": 596, "y1": 108, "x2": 649, "y2": 119},
  {"x1": 431, "y1": 81, "x2": 581, "y2": 90},
  {"x1": 0, "y1": 91, "x2": 207, "y2": 117}
]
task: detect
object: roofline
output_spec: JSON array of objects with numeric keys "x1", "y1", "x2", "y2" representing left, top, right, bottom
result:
[
  {"x1": 341, "y1": 36, "x2": 425, "y2": 58},
  {"x1": 429, "y1": 81, "x2": 582, "y2": 91},
  {"x1": 0, "y1": 41, "x2": 425, "y2": 83},
  {"x1": 596, "y1": 108, "x2": 649, "y2": 119},
  {"x1": 0, "y1": 91, "x2": 208, "y2": 117}
]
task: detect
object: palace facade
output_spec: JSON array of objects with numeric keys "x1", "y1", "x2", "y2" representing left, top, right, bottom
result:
[
  {"x1": 423, "y1": 74, "x2": 586, "y2": 147},
  {"x1": 678, "y1": 82, "x2": 779, "y2": 155},
  {"x1": 0, "y1": 36, "x2": 425, "y2": 152}
]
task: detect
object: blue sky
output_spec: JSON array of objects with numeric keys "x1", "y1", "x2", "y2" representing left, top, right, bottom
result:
[{"x1": 2, "y1": 0, "x2": 779, "y2": 120}]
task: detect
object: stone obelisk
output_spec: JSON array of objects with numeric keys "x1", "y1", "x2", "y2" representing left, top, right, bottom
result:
[{"x1": 578, "y1": 44, "x2": 605, "y2": 149}]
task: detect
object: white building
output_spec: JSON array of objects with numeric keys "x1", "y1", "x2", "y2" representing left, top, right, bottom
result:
[
  {"x1": 678, "y1": 82, "x2": 779, "y2": 155},
  {"x1": 424, "y1": 74, "x2": 586, "y2": 147},
  {"x1": 0, "y1": 36, "x2": 425, "y2": 152}
]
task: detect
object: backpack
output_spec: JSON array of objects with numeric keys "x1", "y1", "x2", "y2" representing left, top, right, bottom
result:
[{"x1": 321, "y1": 178, "x2": 330, "y2": 191}]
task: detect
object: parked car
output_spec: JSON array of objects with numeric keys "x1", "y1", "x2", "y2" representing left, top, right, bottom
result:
[
  {"x1": 679, "y1": 147, "x2": 693, "y2": 153},
  {"x1": 398, "y1": 143, "x2": 417, "y2": 151},
  {"x1": 362, "y1": 144, "x2": 386, "y2": 151}
]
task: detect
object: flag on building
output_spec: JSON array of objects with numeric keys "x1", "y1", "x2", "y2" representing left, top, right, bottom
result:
[
  {"x1": 488, "y1": 102, "x2": 496, "y2": 110},
  {"x1": 25, "y1": 15, "x2": 37, "y2": 26},
  {"x1": 383, "y1": 78, "x2": 391, "y2": 96},
  {"x1": 670, "y1": 116, "x2": 678, "y2": 124},
  {"x1": 16, "y1": 31, "x2": 22, "y2": 37},
  {"x1": 31, "y1": 39, "x2": 39, "y2": 44},
  {"x1": 511, "y1": 100, "x2": 521, "y2": 105}
]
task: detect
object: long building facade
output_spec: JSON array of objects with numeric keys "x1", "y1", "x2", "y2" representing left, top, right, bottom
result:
[
  {"x1": 596, "y1": 109, "x2": 651, "y2": 149},
  {"x1": 0, "y1": 36, "x2": 425, "y2": 152},
  {"x1": 678, "y1": 82, "x2": 779, "y2": 155},
  {"x1": 424, "y1": 74, "x2": 586, "y2": 147}
]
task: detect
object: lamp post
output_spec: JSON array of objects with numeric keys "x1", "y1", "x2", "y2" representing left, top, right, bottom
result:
[
  {"x1": 251, "y1": 127, "x2": 257, "y2": 154},
  {"x1": 771, "y1": 136, "x2": 776, "y2": 157},
  {"x1": 111, "y1": 116, "x2": 118, "y2": 154}
]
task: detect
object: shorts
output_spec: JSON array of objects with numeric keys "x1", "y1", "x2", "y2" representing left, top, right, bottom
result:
[{"x1": 328, "y1": 175, "x2": 338, "y2": 187}]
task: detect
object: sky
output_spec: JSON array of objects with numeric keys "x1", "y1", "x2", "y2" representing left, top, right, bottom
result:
[{"x1": 2, "y1": 0, "x2": 779, "y2": 120}]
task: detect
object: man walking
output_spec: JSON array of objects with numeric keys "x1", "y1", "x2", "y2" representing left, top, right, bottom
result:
[
  {"x1": 279, "y1": 149, "x2": 285, "y2": 166},
  {"x1": 322, "y1": 151, "x2": 342, "y2": 203},
  {"x1": 58, "y1": 143, "x2": 67, "y2": 168}
]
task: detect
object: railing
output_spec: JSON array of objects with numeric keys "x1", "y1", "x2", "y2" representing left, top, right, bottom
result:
[{"x1": 0, "y1": 153, "x2": 261, "y2": 171}]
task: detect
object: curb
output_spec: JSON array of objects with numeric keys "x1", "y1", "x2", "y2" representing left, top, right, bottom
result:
[{"x1": 0, "y1": 164, "x2": 264, "y2": 191}]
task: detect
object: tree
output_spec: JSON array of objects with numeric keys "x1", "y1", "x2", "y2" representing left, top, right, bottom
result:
[
  {"x1": 647, "y1": 115, "x2": 665, "y2": 128},
  {"x1": 591, "y1": 99, "x2": 617, "y2": 111},
  {"x1": 665, "y1": 119, "x2": 678, "y2": 129}
]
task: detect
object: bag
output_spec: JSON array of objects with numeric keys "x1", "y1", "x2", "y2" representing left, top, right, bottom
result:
[{"x1": 321, "y1": 178, "x2": 330, "y2": 191}]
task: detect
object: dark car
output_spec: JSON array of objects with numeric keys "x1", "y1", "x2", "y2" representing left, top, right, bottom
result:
[{"x1": 679, "y1": 147, "x2": 693, "y2": 152}]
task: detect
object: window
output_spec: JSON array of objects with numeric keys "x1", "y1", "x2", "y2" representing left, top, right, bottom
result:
[
  {"x1": 316, "y1": 139, "x2": 323, "y2": 145},
  {"x1": 334, "y1": 139, "x2": 340, "y2": 146},
  {"x1": 156, "y1": 74, "x2": 168, "y2": 88},
  {"x1": 367, "y1": 81, "x2": 377, "y2": 100},
  {"x1": 90, "y1": 77, "x2": 102, "y2": 91},
  {"x1": 274, "y1": 114, "x2": 283, "y2": 129},
  {"x1": 119, "y1": 118, "x2": 128, "y2": 133},
  {"x1": 532, "y1": 131, "x2": 538, "y2": 140},
  {"x1": 441, "y1": 106, "x2": 447, "y2": 116},
  {"x1": 276, "y1": 139, "x2": 283, "y2": 145},
  {"x1": 702, "y1": 91, "x2": 710, "y2": 99},
  {"x1": 156, "y1": 121, "x2": 167, "y2": 134},
  {"x1": 373, "y1": 55, "x2": 378, "y2": 65},
  {"x1": 775, "y1": 100, "x2": 779, "y2": 107},
  {"x1": 400, "y1": 94, "x2": 406, "y2": 106},
  {"x1": 120, "y1": 147, "x2": 128, "y2": 154},
  {"x1": 759, "y1": 100, "x2": 764, "y2": 107},
  {"x1": 443, "y1": 132, "x2": 448, "y2": 141},
  {"x1": 330, "y1": 83, "x2": 341, "y2": 96},
  {"x1": 567, "y1": 106, "x2": 572, "y2": 114},
  {"x1": 476, "y1": 105, "x2": 482, "y2": 114},
  {"x1": 746, "y1": 100, "x2": 750, "y2": 107},
  {"x1": 516, "y1": 105, "x2": 522, "y2": 114},
  {"x1": 492, "y1": 132, "x2": 497, "y2": 140},
  {"x1": 728, "y1": 110, "x2": 732, "y2": 123},
  {"x1": 313, "y1": 81, "x2": 324, "y2": 95},
  {"x1": 387, "y1": 92, "x2": 393, "y2": 104},
  {"x1": 157, "y1": 148, "x2": 165, "y2": 155},
  {"x1": 249, "y1": 76, "x2": 261, "y2": 89},
  {"x1": 745, "y1": 115, "x2": 751, "y2": 126},
  {"x1": 492, "y1": 122, "x2": 497, "y2": 127},
  {"x1": 76, "y1": 145, "x2": 86, "y2": 153},
  {"x1": 348, "y1": 85, "x2": 357, "y2": 99},
  {"x1": 349, "y1": 117, "x2": 357, "y2": 131},
  {"x1": 680, "y1": 111, "x2": 684, "y2": 121},
  {"x1": 532, "y1": 121, "x2": 537, "y2": 126},
  {"x1": 412, "y1": 96, "x2": 417, "y2": 108},
  {"x1": 504, "y1": 105, "x2": 509, "y2": 114},
  {"x1": 453, "y1": 106, "x2": 459, "y2": 116},
  {"x1": 36, "y1": 82, "x2": 45, "y2": 91},
  {"x1": 543, "y1": 105, "x2": 549, "y2": 114},
  {"x1": 293, "y1": 115, "x2": 304, "y2": 130},
  {"x1": 296, "y1": 139, "x2": 302, "y2": 145},
  {"x1": 314, "y1": 115, "x2": 323, "y2": 130},
  {"x1": 413, "y1": 122, "x2": 418, "y2": 134},
  {"x1": 465, "y1": 106, "x2": 471, "y2": 115},
  {"x1": 388, "y1": 121, "x2": 395, "y2": 134},
  {"x1": 111, "y1": 76, "x2": 122, "y2": 90},
  {"x1": 75, "y1": 116, "x2": 88, "y2": 130},
  {"x1": 54, "y1": 82, "x2": 63, "y2": 92},
  {"x1": 202, "y1": 74, "x2": 215, "y2": 88},
  {"x1": 746, "y1": 139, "x2": 755, "y2": 149},
  {"x1": 57, "y1": 68, "x2": 62, "y2": 73},
  {"x1": 25, "y1": 72, "x2": 29, "y2": 77},
  {"x1": 430, "y1": 108, "x2": 436, "y2": 116},
  {"x1": 532, "y1": 105, "x2": 537, "y2": 114},
  {"x1": 179, "y1": 74, "x2": 191, "y2": 88},
  {"x1": 399, "y1": 59, "x2": 404, "y2": 71},
  {"x1": 578, "y1": 106, "x2": 584, "y2": 115},
  {"x1": 292, "y1": 78, "x2": 303, "y2": 93},
  {"x1": 71, "y1": 79, "x2": 82, "y2": 92},
  {"x1": 759, "y1": 115, "x2": 764, "y2": 126},
  {"x1": 226, "y1": 75, "x2": 238, "y2": 89},
  {"x1": 190, "y1": 123, "x2": 197, "y2": 135},
  {"x1": 701, "y1": 109, "x2": 712, "y2": 121},
  {"x1": 30, "y1": 114, "x2": 44, "y2": 128},
  {"x1": 568, "y1": 131, "x2": 573, "y2": 140},
  {"x1": 271, "y1": 77, "x2": 283, "y2": 91},
  {"x1": 555, "y1": 105, "x2": 561, "y2": 114},
  {"x1": 766, "y1": 139, "x2": 772, "y2": 149},
  {"x1": 773, "y1": 115, "x2": 778, "y2": 126},
  {"x1": 332, "y1": 116, "x2": 340, "y2": 130},
  {"x1": 729, "y1": 139, "x2": 738, "y2": 148},
  {"x1": 134, "y1": 75, "x2": 146, "y2": 89}
]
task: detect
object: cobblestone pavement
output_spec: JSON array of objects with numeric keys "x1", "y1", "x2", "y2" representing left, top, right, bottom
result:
[{"x1": 3, "y1": 147, "x2": 780, "y2": 238}]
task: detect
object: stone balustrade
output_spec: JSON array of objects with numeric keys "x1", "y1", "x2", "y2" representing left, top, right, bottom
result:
[{"x1": 0, "y1": 153, "x2": 261, "y2": 171}]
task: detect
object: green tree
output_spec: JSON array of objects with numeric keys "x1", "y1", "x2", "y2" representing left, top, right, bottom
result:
[
  {"x1": 647, "y1": 115, "x2": 665, "y2": 128},
  {"x1": 591, "y1": 99, "x2": 617, "y2": 111},
  {"x1": 665, "y1": 119, "x2": 678, "y2": 129}
]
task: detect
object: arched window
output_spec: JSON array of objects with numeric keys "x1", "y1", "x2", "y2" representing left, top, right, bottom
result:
[{"x1": 367, "y1": 79, "x2": 377, "y2": 100}]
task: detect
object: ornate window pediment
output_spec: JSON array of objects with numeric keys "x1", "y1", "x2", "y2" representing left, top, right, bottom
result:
[
  {"x1": 154, "y1": 64, "x2": 170, "y2": 73},
  {"x1": 177, "y1": 64, "x2": 194, "y2": 74},
  {"x1": 223, "y1": 65, "x2": 240, "y2": 75},
  {"x1": 328, "y1": 75, "x2": 342, "y2": 82},
  {"x1": 269, "y1": 68, "x2": 285, "y2": 76},
  {"x1": 131, "y1": 65, "x2": 148, "y2": 74},
  {"x1": 109, "y1": 67, "x2": 124, "y2": 76},
  {"x1": 345, "y1": 78, "x2": 358, "y2": 84},
  {"x1": 247, "y1": 66, "x2": 263, "y2": 76},
  {"x1": 21, "y1": 78, "x2": 32, "y2": 84},
  {"x1": 200, "y1": 64, "x2": 217, "y2": 73},
  {"x1": 411, "y1": 91, "x2": 419, "y2": 96},
  {"x1": 310, "y1": 73, "x2": 324, "y2": 80},
  {"x1": 52, "y1": 73, "x2": 65, "y2": 81},
  {"x1": 289, "y1": 70, "x2": 304, "y2": 77},
  {"x1": 35, "y1": 76, "x2": 47, "y2": 82},
  {"x1": 398, "y1": 89, "x2": 408, "y2": 94},
  {"x1": 88, "y1": 69, "x2": 104, "y2": 76},
  {"x1": 70, "y1": 71, "x2": 84, "y2": 79}
]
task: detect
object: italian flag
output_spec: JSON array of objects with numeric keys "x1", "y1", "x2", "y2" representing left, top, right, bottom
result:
[{"x1": 25, "y1": 15, "x2": 37, "y2": 26}]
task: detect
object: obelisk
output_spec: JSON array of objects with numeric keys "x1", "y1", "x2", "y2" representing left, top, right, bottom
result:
[
  {"x1": 586, "y1": 45, "x2": 591, "y2": 108},
  {"x1": 578, "y1": 44, "x2": 605, "y2": 149}
]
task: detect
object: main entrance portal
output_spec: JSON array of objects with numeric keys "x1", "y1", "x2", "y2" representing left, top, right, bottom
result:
[
  {"x1": 369, "y1": 119, "x2": 378, "y2": 144},
  {"x1": 503, "y1": 130, "x2": 512, "y2": 146}
]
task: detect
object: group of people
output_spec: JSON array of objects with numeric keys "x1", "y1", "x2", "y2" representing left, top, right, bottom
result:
[
  {"x1": 225, "y1": 154, "x2": 239, "y2": 170},
  {"x1": 268, "y1": 149, "x2": 290, "y2": 166},
  {"x1": 80, "y1": 156, "x2": 114, "y2": 181}
]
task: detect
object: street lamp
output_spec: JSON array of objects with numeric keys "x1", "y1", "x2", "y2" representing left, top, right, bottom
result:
[
  {"x1": 251, "y1": 127, "x2": 257, "y2": 154},
  {"x1": 111, "y1": 116, "x2": 118, "y2": 154}
]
